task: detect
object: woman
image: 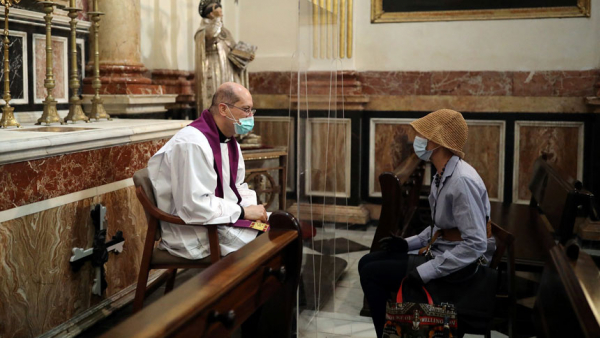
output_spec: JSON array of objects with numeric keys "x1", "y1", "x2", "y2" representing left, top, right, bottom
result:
[{"x1": 359, "y1": 109, "x2": 496, "y2": 338}]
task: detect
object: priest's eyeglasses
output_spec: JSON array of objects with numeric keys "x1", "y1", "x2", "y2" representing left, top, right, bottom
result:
[{"x1": 223, "y1": 103, "x2": 256, "y2": 117}]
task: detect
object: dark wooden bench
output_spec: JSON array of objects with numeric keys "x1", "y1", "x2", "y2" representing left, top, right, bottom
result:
[
  {"x1": 101, "y1": 211, "x2": 303, "y2": 338},
  {"x1": 370, "y1": 153, "x2": 425, "y2": 250},
  {"x1": 533, "y1": 244, "x2": 600, "y2": 338},
  {"x1": 491, "y1": 155, "x2": 596, "y2": 269}
]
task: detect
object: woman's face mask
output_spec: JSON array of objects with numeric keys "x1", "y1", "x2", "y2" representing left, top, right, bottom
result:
[
  {"x1": 413, "y1": 136, "x2": 438, "y2": 161},
  {"x1": 226, "y1": 106, "x2": 254, "y2": 135}
]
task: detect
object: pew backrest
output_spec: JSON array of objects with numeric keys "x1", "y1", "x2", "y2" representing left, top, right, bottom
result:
[
  {"x1": 102, "y1": 211, "x2": 303, "y2": 338},
  {"x1": 528, "y1": 156, "x2": 595, "y2": 243},
  {"x1": 533, "y1": 245, "x2": 600, "y2": 338},
  {"x1": 371, "y1": 153, "x2": 424, "y2": 251}
]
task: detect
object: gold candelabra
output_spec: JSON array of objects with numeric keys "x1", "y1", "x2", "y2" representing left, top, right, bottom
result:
[
  {"x1": 87, "y1": 0, "x2": 110, "y2": 121},
  {"x1": 0, "y1": 0, "x2": 21, "y2": 128},
  {"x1": 36, "y1": 1, "x2": 64, "y2": 125},
  {"x1": 63, "y1": 0, "x2": 88, "y2": 123}
]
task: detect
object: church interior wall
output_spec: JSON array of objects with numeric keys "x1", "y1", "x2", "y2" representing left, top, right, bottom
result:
[{"x1": 0, "y1": 1, "x2": 598, "y2": 336}]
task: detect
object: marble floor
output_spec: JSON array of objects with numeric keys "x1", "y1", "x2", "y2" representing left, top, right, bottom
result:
[{"x1": 297, "y1": 224, "x2": 512, "y2": 338}]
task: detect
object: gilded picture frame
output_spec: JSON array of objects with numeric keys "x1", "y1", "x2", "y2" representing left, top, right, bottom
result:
[{"x1": 371, "y1": 0, "x2": 591, "y2": 23}]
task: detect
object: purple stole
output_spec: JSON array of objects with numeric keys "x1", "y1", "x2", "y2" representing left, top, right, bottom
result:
[
  {"x1": 189, "y1": 110, "x2": 269, "y2": 232},
  {"x1": 189, "y1": 110, "x2": 242, "y2": 203}
]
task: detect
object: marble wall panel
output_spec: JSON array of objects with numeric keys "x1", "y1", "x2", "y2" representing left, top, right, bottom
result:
[
  {"x1": 34, "y1": 35, "x2": 68, "y2": 104},
  {"x1": 249, "y1": 71, "x2": 292, "y2": 95},
  {"x1": 0, "y1": 198, "x2": 95, "y2": 338},
  {"x1": 252, "y1": 117, "x2": 295, "y2": 191},
  {"x1": 430, "y1": 71, "x2": 513, "y2": 96},
  {"x1": 249, "y1": 70, "x2": 600, "y2": 98},
  {"x1": 513, "y1": 70, "x2": 599, "y2": 97},
  {"x1": 359, "y1": 71, "x2": 430, "y2": 96},
  {"x1": 102, "y1": 186, "x2": 147, "y2": 296},
  {"x1": 0, "y1": 185, "x2": 148, "y2": 338},
  {"x1": 462, "y1": 121, "x2": 505, "y2": 201},
  {"x1": 0, "y1": 139, "x2": 168, "y2": 212},
  {"x1": 513, "y1": 121, "x2": 584, "y2": 204},
  {"x1": 306, "y1": 118, "x2": 351, "y2": 197},
  {"x1": 369, "y1": 119, "x2": 415, "y2": 197},
  {"x1": 0, "y1": 31, "x2": 27, "y2": 104},
  {"x1": 77, "y1": 0, "x2": 90, "y2": 21}
]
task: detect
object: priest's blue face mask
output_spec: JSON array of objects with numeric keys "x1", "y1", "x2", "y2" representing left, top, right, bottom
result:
[
  {"x1": 225, "y1": 106, "x2": 254, "y2": 135},
  {"x1": 413, "y1": 136, "x2": 439, "y2": 161}
]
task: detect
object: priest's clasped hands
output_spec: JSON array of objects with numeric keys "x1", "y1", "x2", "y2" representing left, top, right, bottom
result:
[{"x1": 243, "y1": 205, "x2": 268, "y2": 222}]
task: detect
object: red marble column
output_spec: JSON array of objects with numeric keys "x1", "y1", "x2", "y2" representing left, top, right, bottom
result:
[
  {"x1": 82, "y1": 0, "x2": 164, "y2": 96},
  {"x1": 151, "y1": 70, "x2": 195, "y2": 109}
]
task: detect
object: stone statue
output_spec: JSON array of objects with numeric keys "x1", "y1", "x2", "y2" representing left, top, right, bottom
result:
[{"x1": 195, "y1": 0, "x2": 255, "y2": 112}]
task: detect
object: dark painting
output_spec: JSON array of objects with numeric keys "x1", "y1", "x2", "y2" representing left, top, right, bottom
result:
[
  {"x1": 12, "y1": 0, "x2": 44, "y2": 12},
  {"x1": 76, "y1": 42, "x2": 83, "y2": 97},
  {"x1": 374, "y1": 0, "x2": 589, "y2": 22},
  {"x1": 383, "y1": 0, "x2": 577, "y2": 12},
  {"x1": 0, "y1": 34, "x2": 25, "y2": 102}
]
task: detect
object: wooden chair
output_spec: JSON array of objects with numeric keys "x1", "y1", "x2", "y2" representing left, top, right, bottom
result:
[
  {"x1": 489, "y1": 222, "x2": 516, "y2": 338},
  {"x1": 370, "y1": 153, "x2": 425, "y2": 251},
  {"x1": 132, "y1": 168, "x2": 225, "y2": 313}
]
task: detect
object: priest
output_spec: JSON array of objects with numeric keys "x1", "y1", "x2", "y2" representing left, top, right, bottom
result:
[{"x1": 147, "y1": 82, "x2": 267, "y2": 260}]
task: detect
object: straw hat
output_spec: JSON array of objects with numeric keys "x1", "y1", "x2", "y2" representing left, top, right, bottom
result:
[{"x1": 410, "y1": 109, "x2": 468, "y2": 158}]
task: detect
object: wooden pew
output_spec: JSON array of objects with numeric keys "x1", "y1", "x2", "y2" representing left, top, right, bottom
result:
[
  {"x1": 369, "y1": 153, "x2": 425, "y2": 251},
  {"x1": 101, "y1": 212, "x2": 303, "y2": 338},
  {"x1": 533, "y1": 244, "x2": 600, "y2": 338},
  {"x1": 490, "y1": 155, "x2": 596, "y2": 269}
]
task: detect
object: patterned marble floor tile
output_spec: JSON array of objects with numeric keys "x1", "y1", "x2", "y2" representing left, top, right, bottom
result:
[
  {"x1": 298, "y1": 330, "x2": 317, "y2": 338},
  {"x1": 336, "y1": 273, "x2": 362, "y2": 289},
  {"x1": 314, "y1": 311, "x2": 372, "y2": 323},
  {"x1": 350, "y1": 322, "x2": 377, "y2": 338},
  {"x1": 310, "y1": 317, "x2": 354, "y2": 335}
]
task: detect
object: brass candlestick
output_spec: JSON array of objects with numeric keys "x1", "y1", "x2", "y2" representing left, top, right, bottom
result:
[
  {"x1": 87, "y1": 0, "x2": 110, "y2": 121},
  {"x1": 36, "y1": 1, "x2": 64, "y2": 125},
  {"x1": 63, "y1": 2, "x2": 88, "y2": 124},
  {"x1": 0, "y1": 0, "x2": 21, "y2": 128}
]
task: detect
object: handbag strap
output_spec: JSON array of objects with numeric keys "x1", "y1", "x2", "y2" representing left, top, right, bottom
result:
[{"x1": 397, "y1": 278, "x2": 433, "y2": 305}]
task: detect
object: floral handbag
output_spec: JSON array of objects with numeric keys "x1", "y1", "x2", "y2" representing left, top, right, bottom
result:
[{"x1": 383, "y1": 279, "x2": 458, "y2": 338}]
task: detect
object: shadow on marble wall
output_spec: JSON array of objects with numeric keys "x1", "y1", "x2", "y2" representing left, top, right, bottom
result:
[{"x1": 0, "y1": 186, "x2": 147, "y2": 338}]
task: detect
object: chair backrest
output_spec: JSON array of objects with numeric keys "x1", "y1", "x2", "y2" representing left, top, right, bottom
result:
[
  {"x1": 133, "y1": 168, "x2": 161, "y2": 241},
  {"x1": 371, "y1": 154, "x2": 424, "y2": 251},
  {"x1": 528, "y1": 156, "x2": 594, "y2": 243},
  {"x1": 489, "y1": 222, "x2": 514, "y2": 269}
]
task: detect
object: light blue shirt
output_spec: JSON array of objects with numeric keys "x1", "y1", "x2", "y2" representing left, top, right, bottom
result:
[{"x1": 406, "y1": 156, "x2": 495, "y2": 283}]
